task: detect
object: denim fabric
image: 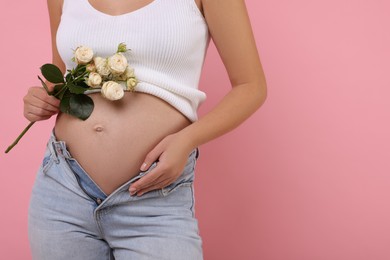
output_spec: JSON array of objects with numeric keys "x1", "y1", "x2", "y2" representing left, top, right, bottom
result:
[{"x1": 28, "y1": 130, "x2": 202, "y2": 260}]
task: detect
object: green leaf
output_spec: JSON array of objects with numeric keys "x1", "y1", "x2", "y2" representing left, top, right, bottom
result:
[
  {"x1": 53, "y1": 84, "x2": 63, "y2": 93},
  {"x1": 40, "y1": 63, "x2": 64, "y2": 83},
  {"x1": 69, "y1": 94, "x2": 94, "y2": 120},
  {"x1": 53, "y1": 84, "x2": 67, "y2": 99},
  {"x1": 59, "y1": 95, "x2": 71, "y2": 114},
  {"x1": 65, "y1": 72, "x2": 73, "y2": 82},
  {"x1": 78, "y1": 80, "x2": 89, "y2": 88},
  {"x1": 74, "y1": 70, "x2": 89, "y2": 82},
  {"x1": 53, "y1": 84, "x2": 66, "y2": 96},
  {"x1": 74, "y1": 64, "x2": 87, "y2": 76},
  {"x1": 68, "y1": 82, "x2": 87, "y2": 94}
]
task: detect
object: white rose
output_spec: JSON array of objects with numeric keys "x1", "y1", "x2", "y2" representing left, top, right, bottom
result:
[
  {"x1": 108, "y1": 53, "x2": 128, "y2": 75},
  {"x1": 94, "y1": 57, "x2": 110, "y2": 77},
  {"x1": 126, "y1": 77, "x2": 138, "y2": 91},
  {"x1": 74, "y1": 46, "x2": 94, "y2": 64},
  {"x1": 86, "y1": 63, "x2": 96, "y2": 72},
  {"x1": 125, "y1": 66, "x2": 135, "y2": 78},
  {"x1": 87, "y1": 72, "x2": 102, "y2": 88},
  {"x1": 114, "y1": 71, "x2": 128, "y2": 81},
  {"x1": 115, "y1": 66, "x2": 136, "y2": 81},
  {"x1": 101, "y1": 81, "x2": 124, "y2": 101}
]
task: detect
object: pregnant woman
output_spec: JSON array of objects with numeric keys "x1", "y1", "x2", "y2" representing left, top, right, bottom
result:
[{"x1": 25, "y1": 0, "x2": 267, "y2": 259}]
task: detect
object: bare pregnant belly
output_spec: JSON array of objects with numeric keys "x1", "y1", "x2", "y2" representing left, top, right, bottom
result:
[{"x1": 54, "y1": 92, "x2": 192, "y2": 195}]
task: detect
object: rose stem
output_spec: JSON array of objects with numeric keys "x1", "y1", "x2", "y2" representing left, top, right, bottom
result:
[{"x1": 4, "y1": 121, "x2": 35, "y2": 153}]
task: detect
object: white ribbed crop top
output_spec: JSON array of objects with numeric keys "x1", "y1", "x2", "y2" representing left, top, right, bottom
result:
[{"x1": 56, "y1": 0, "x2": 210, "y2": 122}]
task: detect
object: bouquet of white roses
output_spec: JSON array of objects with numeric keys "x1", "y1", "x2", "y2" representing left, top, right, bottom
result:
[{"x1": 5, "y1": 42, "x2": 138, "y2": 153}]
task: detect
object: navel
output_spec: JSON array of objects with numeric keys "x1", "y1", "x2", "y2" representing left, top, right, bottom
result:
[{"x1": 93, "y1": 124, "x2": 104, "y2": 133}]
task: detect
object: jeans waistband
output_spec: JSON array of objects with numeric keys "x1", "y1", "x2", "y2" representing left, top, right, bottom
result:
[{"x1": 46, "y1": 129, "x2": 200, "y2": 205}]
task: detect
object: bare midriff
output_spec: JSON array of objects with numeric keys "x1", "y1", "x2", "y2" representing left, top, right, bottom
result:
[{"x1": 54, "y1": 92, "x2": 192, "y2": 195}]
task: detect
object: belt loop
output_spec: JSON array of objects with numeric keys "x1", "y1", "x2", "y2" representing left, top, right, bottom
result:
[
  {"x1": 50, "y1": 142, "x2": 60, "y2": 164},
  {"x1": 59, "y1": 141, "x2": 71, "y2": 159},
  {"x1": 48, "y1": 129, "x2": 60, "y2": 163}
]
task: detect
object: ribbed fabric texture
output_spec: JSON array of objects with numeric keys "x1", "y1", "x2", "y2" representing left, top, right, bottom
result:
[{"x1": 57, "y1": 0, "x2": 210, "y2": 122}]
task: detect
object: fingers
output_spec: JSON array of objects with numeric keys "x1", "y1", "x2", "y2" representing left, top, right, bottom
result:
[
  {"x1": 24, "y1": 102, "x2": 59, "y2": 121},
  {"x1": 129, "y1": 165, "x2": 163, "y2": 196},
  {"x1": 130, "y1": 142, "x2": 166, "y2": 196},
  {"x1": 139, "y1": 145, "x2": 164, "y2": 171},
  {"x1": 24, "y1": 106, "x2": 57, "y2": 121},
  {"x1": 23, "y1": 87, "x2": 60, "y2": 121},
  {"x1": 135, "y1": 177, "x2": 169, "y2": 197},
  {"x1": 131, "y1": 134, "x2": 188, "y2": 196},
  {"x1": 129, "y1": 162, "x2": 175, "y2": 196},
  {"x1": 29, "y1": 87, "x2": 60, "y2": 110}
]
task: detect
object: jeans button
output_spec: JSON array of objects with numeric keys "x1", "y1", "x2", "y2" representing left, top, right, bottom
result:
[{"x1": 96, "y1": 198, "x2": 102, "y2": 205}]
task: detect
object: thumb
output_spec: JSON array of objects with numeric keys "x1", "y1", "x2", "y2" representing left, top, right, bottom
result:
[{"x1": 140, "y1": 144, "x2": 164, "y2": 171}]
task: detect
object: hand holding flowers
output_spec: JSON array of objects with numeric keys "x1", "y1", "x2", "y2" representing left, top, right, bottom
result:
[{"x1": 5, "y1": 42, "x2": 138, "y2": 153}]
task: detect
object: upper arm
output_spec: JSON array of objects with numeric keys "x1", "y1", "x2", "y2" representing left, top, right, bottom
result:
[
  {"x1": 202, "y1": 0, "x2": 267, "y2": 89},
  {"x1": 47, "y1": 0, "x2": 66, "y2": 75}
]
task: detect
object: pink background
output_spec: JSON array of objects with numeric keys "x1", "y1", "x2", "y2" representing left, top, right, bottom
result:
[{"x1": 1, "y1": 0, "x2": 389, "y2": 259}]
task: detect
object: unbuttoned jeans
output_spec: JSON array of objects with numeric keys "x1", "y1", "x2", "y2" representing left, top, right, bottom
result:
[{"x1": 28, "y1": 131, "x2": 203, "y2": 260}]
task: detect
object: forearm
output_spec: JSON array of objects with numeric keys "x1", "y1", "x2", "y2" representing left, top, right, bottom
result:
[{"x1": 178, "y1": 81, "x2": 267, "y2": 149}]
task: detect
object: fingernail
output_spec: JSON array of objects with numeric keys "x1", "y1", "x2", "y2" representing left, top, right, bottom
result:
[
  {"x1": 129, "y1": 187, "x2": 137, "y2": 193},
  {"x1": 140, "y1": 162, "x2": 147, "y2": 171}
]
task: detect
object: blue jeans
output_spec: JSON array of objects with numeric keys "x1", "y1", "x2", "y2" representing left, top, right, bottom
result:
[{"x1": 28, "y1": 131, "x2": 203, "y2": 260}]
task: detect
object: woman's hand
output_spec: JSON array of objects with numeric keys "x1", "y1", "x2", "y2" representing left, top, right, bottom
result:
[
  {"x1": 129, "y1": 133, "x2": 195, "y2": 196},
  {"x1": 23, "y1": 86, "x2": 60, "y2": 122}
]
